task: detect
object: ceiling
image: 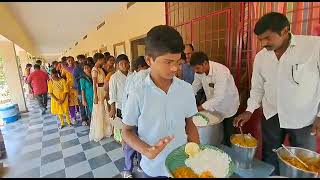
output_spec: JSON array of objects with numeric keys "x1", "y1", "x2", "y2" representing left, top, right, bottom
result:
[
  {"x1": 0, "y1": 34, "x2": 10, "y2": 42},
  {"x1": 5, "y1": 2, "x2": 126, "y2": 56}
]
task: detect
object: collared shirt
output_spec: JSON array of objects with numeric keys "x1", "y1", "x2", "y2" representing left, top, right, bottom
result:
[
  {"x1": 192, "y1": 61, "x2": 240, "y2": 118},
  {"x1": 182, "y1": 63, "x2": 195, "y2": 84},
  {"x1": 121, "y1": 68, "x2": 151, "y2": 113},
  {"x1": 27, "y1": 69, "x2": 49, "y2": 95},
  {"x1": 109, "y1": 70, "x2": 131, "y2": 110},
  {"x1": 246, "y1": 34, "x2": 320, "y2": 129},
  {"x1": 122, "y1": 74, "x2": 198, "y2": 177}
]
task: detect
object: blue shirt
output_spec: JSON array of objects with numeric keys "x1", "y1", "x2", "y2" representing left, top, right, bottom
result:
[
  {"x1": 182, "y1": 63, "x2": 195, "y2": 84},
  {"x1": 122, "y1": 68, "x2": 151, "y2": 113},
  {"x1": 122, "y1": 73, "x2": 198, "y2": 177},
  {"x1": 72, "y1": 64, "x2": 84, "y2": 92}
]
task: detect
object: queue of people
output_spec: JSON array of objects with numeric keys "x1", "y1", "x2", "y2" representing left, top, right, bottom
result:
[{"x1": 22, "y1": 11, "x2": 320, "y2": 178}]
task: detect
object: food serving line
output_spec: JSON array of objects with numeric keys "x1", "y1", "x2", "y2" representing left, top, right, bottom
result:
[
  {"x1": 218, "y1": 145, "x2": 274, "y2": 178},
  {"x1": 192, "y1": 111, "x2": 274, "y2": 178},
  {"x1": 165, "y1": 111, "x2": 320, "y2": 178}
]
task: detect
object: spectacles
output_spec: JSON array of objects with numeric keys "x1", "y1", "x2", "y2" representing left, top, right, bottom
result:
[{"x1": 291, "y1": 62, "x2": 320, "y2": 85}]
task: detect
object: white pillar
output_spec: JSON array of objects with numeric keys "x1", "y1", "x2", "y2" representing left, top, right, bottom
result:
[
  {"x1": 0, "y1": 41, "x2": 27, "y2": 112},
  {"x1": 18, "y1": 50, "x2": 31, "y2": 72}
]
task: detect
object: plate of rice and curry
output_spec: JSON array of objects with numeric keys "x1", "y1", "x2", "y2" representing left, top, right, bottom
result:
[{"x1": 165, "y1": 142, "x2": 235, "y2": 178}]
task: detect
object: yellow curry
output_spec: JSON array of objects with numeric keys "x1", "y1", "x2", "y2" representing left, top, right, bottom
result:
[
  {"x1": 283, "y1": 156, "x2": 320, "y2": 173},
  {"x1": 230, "y1": 135, "x2": 257, "y2": 148},
  {"x1": 172, "y1": 167, "x2": 215, "y2": 178}
]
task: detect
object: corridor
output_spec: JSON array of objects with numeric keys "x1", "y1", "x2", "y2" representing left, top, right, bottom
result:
[
  {"x1": 0, "y1": 98, "x2": 127, "y2": 178},
  {"x1": 0, "y1": 2, "x2": 320, "y2": 178}
]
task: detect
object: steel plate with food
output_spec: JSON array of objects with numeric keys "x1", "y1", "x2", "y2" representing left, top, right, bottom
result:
[{"x1": 165, "y1": 142, "x2": 234, "y2": 178}]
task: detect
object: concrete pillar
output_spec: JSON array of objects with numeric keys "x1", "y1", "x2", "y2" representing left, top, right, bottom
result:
[
  {"x1": 17, "y1": 50, "x2": 30, "y2": 72},
  {"x1": 0, "y1": 41, "x2": 27, "y2": 112}
]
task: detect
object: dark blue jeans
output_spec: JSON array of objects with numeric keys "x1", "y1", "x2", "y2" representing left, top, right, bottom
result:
[{"x1": 123, "y1": 143, "x2": 141, "y2": 172}]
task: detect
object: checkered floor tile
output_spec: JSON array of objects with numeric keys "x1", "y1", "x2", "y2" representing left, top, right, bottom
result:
[{"x1": 0, "y1": 98, "x2": 143, "y2": 178}]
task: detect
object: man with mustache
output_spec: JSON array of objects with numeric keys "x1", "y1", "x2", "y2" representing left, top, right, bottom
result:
[{"x1": 233, "y1": 12, "x2": 320, "y2": 175}]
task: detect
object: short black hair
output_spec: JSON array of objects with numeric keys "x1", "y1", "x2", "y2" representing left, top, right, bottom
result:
[
  {"x1": 34, "y1": 64, "x2": 41, "y2": 69},
  {"x1": 93, "y1": 53, "x2": 105, "y2": 62},
  {"x1": 83, "y1": 63, "x2": 93, "y2": 69},
  {"x1": 105, "y1": 55, "x2": 114, "y2": 62},
  {"x1": 87, "y1": 57, "x2": 94, "y2": 64},
  {"x1": 52, "y1": 61, "x2": 58, "y2": 66},
  {"x1": 116, "y1": 54, "x2": 129, "y2": 64},
  {"x1": 26, "y1": 63, "x2": 32, "y2": 68},
  {"x1": 145, "y1": 25, "x2": 184, "y2": 60},
  {"x1": 61, "y1": 56, "x2": 67, "y2": 62},
  {"x1": 67, "y1": 56, "x2": 74, "y2": 61},
  {"x1": 76, "y1": 54, "x2": 86, "y2": 60},
  {"x1": 132, "y1": 56, "x2": 149, "y2": 71},
  {"x1": 184, "y1": 44, "x2": 194, "y2": 51},
  {"x1": 51, "y1": 68, "x2": 59, "y2": 75},
  {"x1": 254, "y1": 12, "x2": 290, "y2": 35},
  {"x1": 190, "y1": 51, "x2": 209, "y2": 66},
  {"x1": 36, "y1": 60, "x2": 42, "y2": 65},
  {"x1": 181, "y1": 52, "x2": 186, "y2": 60},
  {"x1": 104, "y1": 52, "x2": 110, "y2": 58}
]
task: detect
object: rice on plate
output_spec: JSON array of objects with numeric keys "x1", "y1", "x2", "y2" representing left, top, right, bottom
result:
[{"x1": 185, "y1": 148, "x2": 232, "y2": 178}]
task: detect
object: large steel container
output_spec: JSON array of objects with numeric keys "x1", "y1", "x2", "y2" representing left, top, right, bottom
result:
[
  {"x1": 273, "y1": 146, "x2": 320, "y2": 178},
  {"x1": 196, "y1": 111, "x2": 224, "y2": 146}
]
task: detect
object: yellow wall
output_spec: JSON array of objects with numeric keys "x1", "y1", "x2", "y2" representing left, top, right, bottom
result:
[
  {"x1": 64, "y1": 2, "x2": 166, "y2": 60},
  {"x1": 0, "y1": 4, "x2": 39, "y2": 56},
  {"x1": 0, "y1": 41, "x2": 27, "y2": 112}
]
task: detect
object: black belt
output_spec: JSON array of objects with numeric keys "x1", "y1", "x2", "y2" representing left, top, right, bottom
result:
[{"x1": 97, "y1": 83, "x2": 104, "y2": 87}]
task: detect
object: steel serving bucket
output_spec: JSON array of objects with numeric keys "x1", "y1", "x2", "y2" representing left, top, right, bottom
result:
[
  {"x1": 196, "y1": 111, "x2": 224, "y2": 146},
  {"x1": 230, "y1": 134, "x2": 257, "y2": 169},
  {"x1": 273, "y1": 146, "x2": 320, "y2": 178}
]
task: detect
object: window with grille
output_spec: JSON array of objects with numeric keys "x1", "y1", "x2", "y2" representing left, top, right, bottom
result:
[{"x1": 166, "y1": 2, "x2": 233, "y2": 66}]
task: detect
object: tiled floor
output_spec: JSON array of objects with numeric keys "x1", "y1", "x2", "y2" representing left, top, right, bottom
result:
[{"x1": 0, "y1": 98, "x2": 142, "y2": 178}]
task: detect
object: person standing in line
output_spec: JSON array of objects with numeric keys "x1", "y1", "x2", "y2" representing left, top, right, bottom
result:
[
  {"x1": 48, "y1": 61, "x2": 58, "y2": 75},
  {"x1": 48, "y1": 69, "x2": 71, "y2": 129},
  {"x1": 120, "y1": 56, "x2": 149, "y2": 178},
  {"x1": 24, "y1": 63, "x2": 33, "y2": 99},
  {"x1": 89, "y1": 53, "x2": 113, "y2": 142},
  {"x1": 61, "y1": 56, "x2": 79, "y2": 124},
  {"x1": 27, "y1": 64, "x2": 49, "y2": 114},
  {"x1": 36, "y1": 60, "x2": 48, "y2": 73},
  {"x1": 109, "y1": 54, "x2": 131, "y2": 144},
  {"x1": 103, "y1": 55, "x2": 116, "y2": 113},
  {"x1": 122, "y1": 25, "x2": 199, "y2": 178},
  {"x1": 233, "y1": 12, "x2": 320, "y2": 175},
  {"x1": 74, "y1": 54, "x2": 88, "y2": 126},
  {"x1": 79, "y1": 63, "x2": 94, "y2": 126}
]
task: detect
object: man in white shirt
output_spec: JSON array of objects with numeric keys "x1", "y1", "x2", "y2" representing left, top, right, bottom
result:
[
  {"x1": 190, "y1": 51, "x2": 240, "y2": 146},
  {"x1": 109, "y1": 54, "x2": 132, "y2": 178},
  {"x1": 109, "y1": 54, "x2": 131, "y2": 119},
  {"x1": 233, "y1": 12, "x2": 320, "y2": 175}
]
